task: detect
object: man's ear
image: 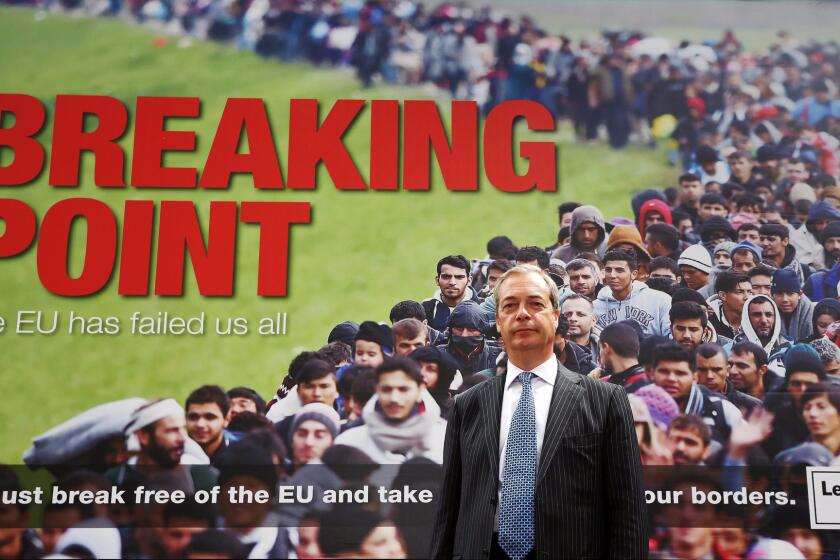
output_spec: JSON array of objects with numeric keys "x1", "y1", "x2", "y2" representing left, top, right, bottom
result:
[
  {"x1": 758, "y1": 364, "x2": 769, "y2": 378},
  {"x1": 631, "y1": 269, "x2": 638, "y2": 281},
  {"x1": 136, "y1": 429, "x2": 150, "y2": 448}
]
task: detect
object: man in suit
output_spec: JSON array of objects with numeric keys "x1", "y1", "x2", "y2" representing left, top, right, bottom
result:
[{"x1": 430, "y1": 265, "x2": 647, "y2": 559}]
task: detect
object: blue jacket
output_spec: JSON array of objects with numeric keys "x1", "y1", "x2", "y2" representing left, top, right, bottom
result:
[{"x1": 804, "y1": 263, "x2": 840, "y2": 301}]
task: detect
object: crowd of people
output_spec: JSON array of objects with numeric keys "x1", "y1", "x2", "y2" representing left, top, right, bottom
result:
[
  {"x1": 8, "y1": 0, "x2": 840, "y2": 151},
  {"x1": 4, "y1": 132, "x2": 840, "y2": 558}
]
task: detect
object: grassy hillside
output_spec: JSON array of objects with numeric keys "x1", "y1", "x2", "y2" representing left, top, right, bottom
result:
[{"x1": 0, "y1": 6, "x2": 676, "y2": 461}]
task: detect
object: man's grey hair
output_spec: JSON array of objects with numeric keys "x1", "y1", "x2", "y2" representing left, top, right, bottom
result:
[
  {"x1": 493, "y1": 264, "x2": 561, "y2": 311},
  {"x1": 810, "y1": 338, "x2": 840, "y2": 367},
  {"x1": 565, "y1": 258, "x2": 600, "y2": 278}
]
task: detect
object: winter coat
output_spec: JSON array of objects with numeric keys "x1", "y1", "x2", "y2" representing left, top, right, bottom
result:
[
  {"x1": 593, "y1": 280, "x2": 671, "y2": 337},
  {"x1": 779, "y1": 295, "x2": 815, "y2": 343},
  {"x1": 552, "y1": 205, "x2": 608, "y2": 262},
  {"x1": 790, "y1": 202, "x2": 840, "y2": 270},
  {"x1": 727, "y1": 295, "x2": 792, "y2": 374},
  {"x1": 778, "y1": 244, "x2": 812, "y2": 286},
  {"x1": 637, "y1": 198, "x2": 673, "y2": 237},
  {"x1": 804, "y1": 263, "x2": 840, "y2": 301},
  {"x1": 422, "y1": 286, "x2": 479, "y2": 333}
]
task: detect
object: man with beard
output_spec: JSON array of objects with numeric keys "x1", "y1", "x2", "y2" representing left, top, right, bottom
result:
[
  {"x1": 423, "y1": 255, "x2": 479, "y2": 332},
  {"x1": 551, "y1": 205, "x2": 608, "y2": 262},
  {"x1": 730, "y1": 295, "x2": 793, "y2": 359},
  {"x1": 564, "y1": 258, "x2": 603, "y2": 300},
  {"x1": 562, "y1": 294, "x2": 599, "y2": 361},
  {"x1": 771, "y1": 269, "x2": 815, "y2": 342},
  {"x1": 553, "y1": 313, "x2": 597, "y2": 375},
  {"x1": 108, "y1": 399, "x2": 218, "y2": 491},
  {"x1": 709, "y1": 271, "x2": 752, "y2": 339},
  {"x1": 185, "y1": 385, "x2": 230, "y2": 467},
  {"x1": 695, "y1": 343, "x2": 760, "y2": 414},
  {"x1": 597, "y1": 321, "x2": 648, "y2": 393},
  {"x1": 651, "y1": 342, "x2": 742, "y2": 444},
  {"x1": 441, "y1": 300, "x2": 501, "y2": 377},
  {"x1": 669, "y1": 301, "x2": 708, "y2": 352},
  {"x1": 674, "y1": 173, "x2": 703, "y2": 224},
  {"x1": 726, "y1": 342, "x2": 779, "y2": 401},
  {"x1": 667, "y1": 415, "x2": 712, "y2": 465},
  {"x1": 804, "y1": 222, "x2": 840, "y2": 300}
]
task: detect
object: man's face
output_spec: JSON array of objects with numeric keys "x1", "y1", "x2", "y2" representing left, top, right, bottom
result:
[
  {"x1": 486, "y1": 268, "x2": 504, "y2": 291},
  {"x1": 759, "y1": 234, "x2": 787, "y2": 259},
  {"x1": 738, "y1": 229, "x2": 760, "y2": 244},
  {"x1": 186, "y1": 403, "x2": 227, "y2": 448},
  {"x1": 699, "y1": 203, "x2": 727, "y2": 221},
  {"x1": 750, "y1": 274, "x2": 772, "y2": 296},
  {"x1": 729, "y1": 157, "x2": 752, "y2": 179},
  {"x1": 436, "y1": 264, "x2": 468, "y2": 303},
  {"x1": 418, "y1": 361, "x2": 440, "y2": 389},
  {"x1": 296, "y1": 525, "x2": 322, "y2": 559},
  {"x1": 377, "y1": 370, "x2": 423, "y2": 421},
  {"x1": 654, "y1": 359, "x2": 696, "y2": 400},
  {"x1": 780, "y1": 528, "x2": 822, "y2": 560},
  {"x1": 669, "y1": 527, "x2": 713, "y2": 560},
  {"x1": 644, "y1": 211, "x2": 665, "y2": 229},
  {"x1": 802, "y1": 394, "x2": 840, "y2": 439},
  {"x1": 604, "y1": 260, "x2": 636, "y2": 294},
  {"x1": 731, "y1": 251, "x2": 757, "y2": 273},
  {"x1": 354, "y1": 340, "x2": 385, "y2": 367},
  {"x1": 574, "y1": 222, "x2": 601, "y2": 250},
  {"x1": 143, "y1": 415, "x2": 187, "y2": 468},
  {"x1": 298, "y1": 375, "x2": 338, "y2": 407},
  {"x1": 360, "y1": 523, "x2": 405, "y2": 559},
  {"x1": 696, "y1": 352, "x2": 728, "y2": 394},
  {"x1": 713, "y1": 251, "x2": 731, "y2": 267},
  {"x1": 772, "y1": 290, "x2": 802, "y2": 314},
  {"x1": 748, "y1": 300, "x2": 776, "y2": 339},
  {"x1": 394, "y1": 333, "x2": 427, "y2": 356},
  {"x1": 786, "y1": 162, "x2": 808, "y2": 183},
  {"x1": 672, "y1": 318, "x2": 705, "y2": 350},
  {"x1": 495, "y1": 271, "x2": 559, "y2": 357},
  {"x1": 824, "y1": 237, "x2": 840, "y2": 264},
  {"x1": 229, "y1": 397, "x2": 258, "y2": 417},
  {"x1": 562, "y1": 299, "x2": 594, "y2": 339},
  {"x1": 788, "y1": 372, "x2": 821, "y2": 404},
  {"x1": 568, "y1": 267, "x2": 598, "y2": 297},
  {"x1": 721, "y1": 281, "x2": 752, "y2": 314},
  {"x1": 292, "y1": 420, "x2": 334, "y2": 465},
  {"x1": 560, "y1": 212, "x2": 574, "y2": 229},
  {"x1": 680, "y1": 180, "x2": 703, "y2": 205},
  {"x1": 679, "y1": 265, "x2": 708, "y2": 290},
  {"x1": 668, "y1": 428, "x2": 708, "y2": 465},
  {"x1": 650, "y1": 267, "x2": 677, "y2": 282},
  {"x1": 451, "y1": 326, "x2": 481, "y2": 337},
  {"x1": 677, "y1": 218, "x2": 695, "y2": 236},
  {"x1": 728, "y1": 351, "x2": 763, "y2": 394}
]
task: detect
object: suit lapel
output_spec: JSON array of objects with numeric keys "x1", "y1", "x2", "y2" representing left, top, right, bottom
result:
[
  {"x1": 536, "y1": 363, "x2": 582, "y2": 485},
  {"x1": 480, "y1": 374, "x2": 505, "y2": 477}
]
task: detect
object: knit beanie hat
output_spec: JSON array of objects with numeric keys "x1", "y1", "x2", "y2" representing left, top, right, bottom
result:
[
  {"x1": 292, "y1": 403, "x2": 341, "y2": 439},
  {"x1": 713, "y1": 241, "x2": 737, "y2": 256},
  {"x1": 732, "y1": 240, "x2": 763, "y2": 262},
  {"x1": 820, "y1": 221, "x2": 840, "y2": 244},
  {"x1": 678, "y1": 244, "x2": 712, "y2": 274},
  {"x1": 783, "y1": 343, "x2": 826, "y2": 380},
  {"x1": 355, "y1": 321, "x2": 394, "y2": 354},
  {"x1": 790, "y1": 182, "x2": 817, "y2": 204},
  {"x1": 771, "y1": 269, "x2": 801, "y2": 294},
  {"x1": 328, "y1": 321, "x2": 360, "y2": 346},
  {"x1": 633, "y1": 384, "x2": 679, "y2": 430}
]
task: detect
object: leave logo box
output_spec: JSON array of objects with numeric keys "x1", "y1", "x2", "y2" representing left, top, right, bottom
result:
[{"x1": 806, "y1": 467, "x2": 840, "y2": 529}]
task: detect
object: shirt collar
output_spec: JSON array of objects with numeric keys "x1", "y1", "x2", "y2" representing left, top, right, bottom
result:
[{"x1": 505, "y1": 355, "x2": 558, "y2": 390}]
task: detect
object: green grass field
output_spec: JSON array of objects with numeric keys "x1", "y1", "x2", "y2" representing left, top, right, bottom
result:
[{"x1": 0, "y1": 6, "x2": 679, "y2": 462}]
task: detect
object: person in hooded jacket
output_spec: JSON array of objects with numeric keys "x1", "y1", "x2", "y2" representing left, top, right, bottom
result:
[
  {"x1": 760, "y1": 223, "x2": 813, "y2": 287},
  {"x1": 593, "y1": 249, "x2": 671, "y2": 337},
  {"x1": 727, "y1": 295, "x2": 793, "y2": 373},
  {"x1": 803, "y1": 299, "x2": 840, "y2": 343},
  {"x1": 440, "y1": 300, "x2": 501, "y2": 377},
  {"x1": 804, "y1": 221, "x2": 840, "y2": 300},
  {"x1": 790, "y1": 201, "x2": 840, "y2": 271},
  {"x1": 771, "y1": 269, "x2": 815, "y2": 342},
  {"x1": 637, "y1": 198, "x2": 673, "y2": 238},
  {"x1": 762, "y1": 344, "x2": 828, "y2": 459},
  {"x1": 551, "y1": 205, "x2": 608, "y2": 262}
]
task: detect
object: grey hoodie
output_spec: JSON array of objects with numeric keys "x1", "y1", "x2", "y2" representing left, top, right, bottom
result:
[
  {"x1": 778, "y1": 294, "x2": 815, "y2": 343},
  {"x1": 552, "y1": 205, "x2": 608, "y2": 262},
  {"x1": 593, "y1": 280, "x2": 671, "y2": 336}
]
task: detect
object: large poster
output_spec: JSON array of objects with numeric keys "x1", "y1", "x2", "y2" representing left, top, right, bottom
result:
[{"x1": 3, "y1": 1, "x2": 840, "y2": 558}]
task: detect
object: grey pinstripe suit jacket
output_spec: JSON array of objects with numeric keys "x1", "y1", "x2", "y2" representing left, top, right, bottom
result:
[{"x1": 429, "y1": 363, "x2": 648, "y2": 559}]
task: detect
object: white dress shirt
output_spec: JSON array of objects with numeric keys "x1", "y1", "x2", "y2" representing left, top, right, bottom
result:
[{"x1": 495, "y1": 354, "x2": 557, "y2": 528}]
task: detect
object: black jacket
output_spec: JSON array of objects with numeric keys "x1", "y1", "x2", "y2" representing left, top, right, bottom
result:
[{"x1": 430, "y1": 363, "x2": 647, "y2": 559}]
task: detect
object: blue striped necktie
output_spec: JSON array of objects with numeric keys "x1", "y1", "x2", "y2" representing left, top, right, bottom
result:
[{"x1": 499, "y1": 371, "x2": 536, "y2": 560}]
